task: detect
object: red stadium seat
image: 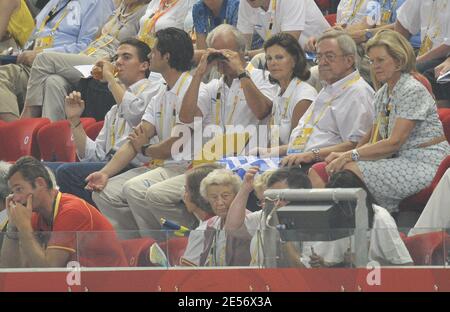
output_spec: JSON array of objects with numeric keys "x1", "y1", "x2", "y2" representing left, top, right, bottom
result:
[
  {"x1": 37, "y1": 120, "x2": 76, "y2": 162},
  {"x1": 119, "y1": 238, "x2": 156, "y2": 267},
  {"x1": 412, "y1": 72, "x2": 434, "y2": 97},
  {"x1": 399, "y1": 155, "x2": 450, "y2": 212},
  {"x1": 79, "y1": 117, "x2": 96, "y2": 129},
  {"x1": 0, "y1": 118, "x2": 50, "y2": 161},
  {"x1": 324, "y1": 13, "x2": 337, "y2": 26},
  {"x1": 438, "y1": 108, "x2": 450, "y2": 122},
  {"x1": 85, "y1": 120, "x2": 104, "y2": 141},
  {"x1": 158, "y1": 237, "x2": 189, "y2": 266},
  {"x1": 442, "y1": 115, "x2": 450, "y2": 143},
  {"x1": 37, "y1": 118, "x2": 100, "y2": 162},
  {"x1": 403, "y1": 232, "x2": 450, "y2": 265}
]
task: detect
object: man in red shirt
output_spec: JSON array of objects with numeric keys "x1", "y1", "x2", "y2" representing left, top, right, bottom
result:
[{"x1": 0, "y1": 156, "x2": 127, "y2": 268}]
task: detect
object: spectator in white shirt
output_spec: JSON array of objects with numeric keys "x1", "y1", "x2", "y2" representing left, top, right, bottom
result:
[
  {"x1": 409, "y1": 168, "x2": 450, "y2": 236},
  {"x1": 44, "y1": 39, "x2": 164, "y2": 206},
  {"x1": 264, "y1": 32, "x2": 317, "y2": 145},
  {"x1": 180, "y1": 24, "x2": 275, "y2": 131},
  {"x1": 256, "y1": 31, "x2": 374, "y2": 174},
  {"x1": 88, "y1": 28, "x2": 197, "y2": 239},
  {"x1": 395, "y1": 0, "x2": 450, "y2": 74},
  {"x1": 137, "y1": 0, "x2": 190, "y2": 48},
  {"x1": 237, "y1": 0, "x2": 330, "y2": 58}
]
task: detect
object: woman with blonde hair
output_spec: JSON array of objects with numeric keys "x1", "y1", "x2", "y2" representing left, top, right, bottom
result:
[{"x1": 315, "y1": 29, "x2": 450, "y2": 213}]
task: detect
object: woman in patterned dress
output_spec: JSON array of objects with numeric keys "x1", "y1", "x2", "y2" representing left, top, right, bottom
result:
[{"x1": 321, "y1": 30, "x2": 450, "y2": 213}]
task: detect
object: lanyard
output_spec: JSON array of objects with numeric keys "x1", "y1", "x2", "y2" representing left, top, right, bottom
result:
[
  {"x1": 265, "y1": 0, "x2": 277, "y2": 40},
  {"x1": 342, "y1": 0, "x2": 365, "y2": 24},
  {"x1": 38, "y1": 0, "x2": 71, "y2": 35},
  {"x1": 371, "y1": 92, "x2": 392, "y2": 144},
  {"x1": 159, "y1": 72, "x2": 189, "y2": 139},
  {"x1": 302, "y1": 74, "x2": 361, "y2": 128},
  {"x1": 110, "y1": 81, "x2": 150, "y2": 147},
  {"x1": 82, "y1": 3, "x2": 141, "y2": 56},
  {"x1": 141, "y1": 0, "x2": 179, "y2": 37},
  {"x1": 214, "y1": 78, "x2": 242, "y2": 127},
  {"x1": 279, "y1": 79, "x2": 301, "y2": 120},
  {"x1": 207, "y1": 0, "x2": 228, "y2": 32}
]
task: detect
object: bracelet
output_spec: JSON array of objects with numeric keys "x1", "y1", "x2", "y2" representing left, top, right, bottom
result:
[{"x1": 70, "y1": 120, "x2": 82, "y2": 129}]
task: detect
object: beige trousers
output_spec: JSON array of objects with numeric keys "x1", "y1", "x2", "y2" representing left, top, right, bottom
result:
[
  {"x1": 92, "y1": 164, "x2": 197, "y2": 240},
  {"x1": 0, "y1": 63, "x2": 30, "y2": 116},
  {"x1": 25, "y1": 52, "x2": 96, "y2": 121}
]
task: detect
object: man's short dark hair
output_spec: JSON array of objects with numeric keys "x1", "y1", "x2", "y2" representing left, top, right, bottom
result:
[
  {"x1": 267, "y1": 167, "x2": 312, "y2": 189},
  {"x1": 155, "y1": 27, "x2": 193, "y2": 72},
  {"x1": 119, "y1": 38, "x2": 151, "y2": 77},
  {"x1": 7, "y1": 156, "x2": 53, "y2": 189},
  {"x1": 120, "y1": 38, "x2": 151, "y2": 63}
]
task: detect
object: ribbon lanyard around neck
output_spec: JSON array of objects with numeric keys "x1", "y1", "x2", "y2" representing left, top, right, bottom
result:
[
  {"x1": 303, "y1": 73, "x2": 360, "y2": 128},
  {"x1": 265, "y1": 0, "x2": 277, "y2": 40},
  {"x1": 143, "y1": 0, "x2": 179, "y2": 36},
  {"x1": 215, "y1": 77, "x2": 241, "y2": 128},
  {"x1": 159, "y1": 72, "x2": 189, "y2": 139}
]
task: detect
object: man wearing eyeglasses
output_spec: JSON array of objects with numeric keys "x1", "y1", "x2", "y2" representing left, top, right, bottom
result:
[{"x1": 275, "y1": 31, "x2": 374, "y2": 176}]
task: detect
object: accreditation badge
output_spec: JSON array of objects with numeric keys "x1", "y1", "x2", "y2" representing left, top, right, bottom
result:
[
  {"x1": 34, "y1": 36, "x2": 54, "y2": 51},
  {"x1": 419, "y1": 35, "x2": 433, "y2": 56},
  {"x1": 381, "y1": 10, "x2": 392, "y2": 24},
  {"x1": 288, "y1": 127, "x2": 313, "y2": 154}
]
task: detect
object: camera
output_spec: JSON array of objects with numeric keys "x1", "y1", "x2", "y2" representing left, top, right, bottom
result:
[{"x1": 207, "y1": 52, "x2": 228, "y2": 63}]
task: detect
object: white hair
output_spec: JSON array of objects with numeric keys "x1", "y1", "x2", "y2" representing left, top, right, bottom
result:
[{"x1": 199, "y1": 169, "x2": 241, "y2": 200}]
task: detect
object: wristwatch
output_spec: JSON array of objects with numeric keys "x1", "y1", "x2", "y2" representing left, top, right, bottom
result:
[
  {"x1": 311, "y1": 148, "x2": 321, "y2": 162},
  {"x1": 237, "y1": 70, "x2": 250, "y2": 80},
  {"x1": 141, "y1": 143, "x2": 151, "y2": 156},
  {"x1": 351, "y1": 149, "x2": 360, "y2": 162}
]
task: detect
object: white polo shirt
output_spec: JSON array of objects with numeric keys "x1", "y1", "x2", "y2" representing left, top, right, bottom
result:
[
  {"x1": 142, "y1": 72, "x2": 192, "y2": 162},
  {"x1": 397, "y1": 0, "x2": 450, "y2": 49},
  {"x1": 287, "y1": 70, "x2": 375, "y2": 155},
  {"x1": 236, "y1": 0, "x2": 330, "y2": 49},
  {"x1": 337, "y1": 0, "x2": 370, "y2": 26},
  {"x1": 81, "y1": 77, "x2": 164, "y2": 164},
  {"x1": 138, "y1": 0, "x2": 189, "y2": 34},
  {"x1": 197, "y1": 68, "x2": 276, "y2": 129},
  {"x1": 272, "y1": 78, "x2": 317, "y2": 145}
]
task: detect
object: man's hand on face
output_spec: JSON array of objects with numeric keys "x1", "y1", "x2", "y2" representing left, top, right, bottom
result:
[{"x1": 8, "y1": 194, "x2": 33, "y2": 232}]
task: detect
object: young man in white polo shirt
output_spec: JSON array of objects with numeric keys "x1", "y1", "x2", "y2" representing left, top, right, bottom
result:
[
  {"x1": 237, "y1": 0, "x2": 330, "y2": 58},
  {"x1": 259, "y1": 31, "x2": 375, "y2": 173},
  {"x1": 46, "y1": 39, "x2": 164, "y2": 207},
  {"x1": 395, "y1": 0, "x2": 450, "y2": 73},
  {"x1": 85, "y1": 28, "x2": 196, "y2": 239}
]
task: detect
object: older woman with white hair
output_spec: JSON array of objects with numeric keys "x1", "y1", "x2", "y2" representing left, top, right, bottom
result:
[{"x1": 180, "y1": 169, "x2": 251, "y2": 267}]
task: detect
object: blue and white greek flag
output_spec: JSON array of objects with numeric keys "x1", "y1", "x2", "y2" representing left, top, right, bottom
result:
[{"x1": 218, "y1": 156, "x2": 281, "y2": 179}]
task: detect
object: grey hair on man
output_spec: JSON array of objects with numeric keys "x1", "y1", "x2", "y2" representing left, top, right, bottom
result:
[
  {"x1": 317, "y1": 30, "x2": 360, "y2": 69},
  {"x1": 206, "y1": 24, "x2": 247, "y2": 56}
]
